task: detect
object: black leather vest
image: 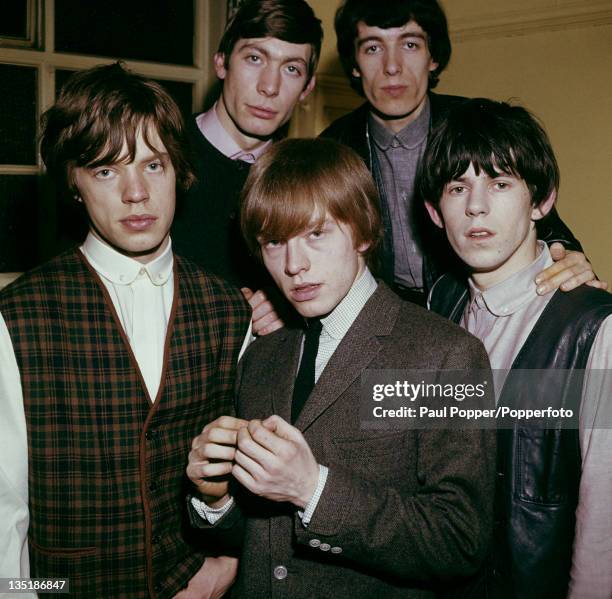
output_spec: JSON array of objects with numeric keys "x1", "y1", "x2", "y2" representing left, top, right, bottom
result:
[{"x1": 430, "y1": 274, "x2": 612, "y2": 598}]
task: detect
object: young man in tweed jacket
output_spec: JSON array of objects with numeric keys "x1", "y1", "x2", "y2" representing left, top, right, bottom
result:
[
  {"x1": 0, "y1": 63, "x2": 251, "y2": 598},
  {"x1": 186, "y1": 138, "x2": 495, "y2": 598}
]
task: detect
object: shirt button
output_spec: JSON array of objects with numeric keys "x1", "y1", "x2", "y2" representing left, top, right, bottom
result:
[
  {"x1": 151, "y1": 535, "x2": 161, "y2": 545},
  {"x1": 391, "y1": 138, "x2": 400, "y2": 148},
  {"x1": 149, "y1": 481, "x2": 158, "y2": 492},
  {"x1": 119, "y1": 274, "x2": 126, "y2": 282},
  {"x1": 308, "y1": 539, "x2": 321, "y2": 548},
  {"x1": 273, "y1": 565, "x2": 288, "y2": 580},
  {"x1": 139, "y1": 267, "x2": 145, "y2": 275},
  {"x1": 319, "y1": 543, "x2": 331, "y2": 552},
  {"x1": 330, "y1": 546, "x2": 342, "y2": 554}
]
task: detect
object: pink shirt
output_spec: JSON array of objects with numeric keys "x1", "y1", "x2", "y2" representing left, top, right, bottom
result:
[
  {"x1": 462, "y1": 241, "x2": 612, "y2": 598},
  {"x1": 195, "y1": 102, "x2": 272, "y2": 164}
]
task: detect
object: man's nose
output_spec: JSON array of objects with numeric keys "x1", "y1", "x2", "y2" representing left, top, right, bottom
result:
[
  {"x1": 465, "y1": 185, "x2": 489, "y2": 217},
  {"x1": 122, "y1": 170, "x2": 149, "y2": 204},
  {"x1": 257, "y1": 65, "x2": 281, "y2": 97},
  {"x1": 285, "y1": 240, "x2": 309, "y2": 275},
  {"x1": 383, "y1": 48, "x2": 402, "y2": 76}
]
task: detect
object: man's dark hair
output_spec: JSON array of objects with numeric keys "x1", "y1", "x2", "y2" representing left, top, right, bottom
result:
[
  {"x1": 217, "y1": 0, "x2": 323, "y2": 80},
  {"x1": 417, "y1": 98, "x2": 560, "y2": 209},
  {"x1": 41, "y1": 62, "x2": 196, "y2": 196},
  {"x1": 335, "y1": 0, "x2": 451, "y2": 95}
]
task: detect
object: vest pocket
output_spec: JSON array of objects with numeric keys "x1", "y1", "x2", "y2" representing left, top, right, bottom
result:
[
  {"x1": 30, "y1": 539, "x2": 98, "y2": 558},
  {"x1": 516, "y1": 429, "x2": 568, "y2": 505}
]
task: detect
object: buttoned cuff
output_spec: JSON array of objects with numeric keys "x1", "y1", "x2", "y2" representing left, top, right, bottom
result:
[
  {"x1": 298, "y1": 465, "x2": 329, "y2": 527},
  {"x1": 190, "y1": 495, "x2": 235, "y2": 525}
]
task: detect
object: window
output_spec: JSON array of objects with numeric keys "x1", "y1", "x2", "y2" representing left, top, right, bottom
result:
[{"x1": 0, "y1": 0, "x2": 227, "y2": 276}]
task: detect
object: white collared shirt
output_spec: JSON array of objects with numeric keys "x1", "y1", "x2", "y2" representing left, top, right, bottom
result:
[
  {"x1": 81, "y1": 233, "x2": 174, "y2": 400},
  {"x1": 315, "y1": 267, "x2": 378, "y2": 381}
]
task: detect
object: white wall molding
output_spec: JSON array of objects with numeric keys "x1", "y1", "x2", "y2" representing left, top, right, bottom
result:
[{"x1": 449, "y1": 0, "x2": 612, "y2": 41}]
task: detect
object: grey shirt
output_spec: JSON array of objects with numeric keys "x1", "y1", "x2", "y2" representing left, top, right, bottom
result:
[{"x1": 369, "y1": 98, "x2": 431, "y2": 289}]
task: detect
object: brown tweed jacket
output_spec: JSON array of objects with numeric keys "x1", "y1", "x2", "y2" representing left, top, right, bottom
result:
[
  {"x1": 0, "y1": 249, "x2": 250, "y2": 598},
  {"x1": 211, "y1": 283, "x2": 495, "y2": 598}
]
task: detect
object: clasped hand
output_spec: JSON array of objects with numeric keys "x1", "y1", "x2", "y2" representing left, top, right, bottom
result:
[{"x1": 187, "y1": 415, "x2": 319, "y2": 509}]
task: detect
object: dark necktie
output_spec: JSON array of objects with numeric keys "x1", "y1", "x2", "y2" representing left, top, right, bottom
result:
[{"x1": 291, "y1": 318, "x2": 323, "y2": 424}]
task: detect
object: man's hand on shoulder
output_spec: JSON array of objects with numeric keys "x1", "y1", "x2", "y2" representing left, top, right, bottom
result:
[
  {"x1": 241, "y1": 287, "x2": 285, "y2": 336},
  {"x1": 535, "y1": 242, "x2": 608, "y2": 295},
  {"x1": 232, "y1": 415, "x2": 319, "y2": 508},
  {"x1": 187, "y1": 416, "x2": 248, "y2": 507}
]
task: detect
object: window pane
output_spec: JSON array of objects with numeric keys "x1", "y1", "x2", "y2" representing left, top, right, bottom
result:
[
  {"x1": 54, "y1": 1, "x2": 195, "y2": 66},
  {"x1": 56, "y1": 70, "x2": 193, "y2": 119},
  {"x1": 0, "y1": 64, "x2": 37, "y2": 165},
  {"x1": 0, "y1": 175, "x2": 39, "y2": 271},
  {"x1": 2, "y1": 1, "x2": 28, "y2": 39}
]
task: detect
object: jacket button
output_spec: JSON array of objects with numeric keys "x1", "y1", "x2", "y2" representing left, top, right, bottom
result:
[
  {"x1": 146, "y1": 429, "x2": 158, "y2": 440},
  {"x1": 496, "y1": 471, "x2": 504, "y2": 478},
  {"x1": 149, "y1": 481, "x2": 158, "y2": 492},
  {"x1": 273, "y1": 565, "x2": 288, "y2": 580},
  {"x1": 308, "y1": 539, "x2": 321, "y2": 548},
  {"x1": 331, "y1": 546, "x2": 342, "y2": 554},
  {"x1": 151, "y1": 535, "x2": 161, "y2": 545},
  {"x1": 319, "y1": 543, "x2": 331, "y2": 552}
]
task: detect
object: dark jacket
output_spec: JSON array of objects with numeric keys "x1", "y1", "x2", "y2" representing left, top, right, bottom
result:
[
  {"x1": 320, "y1": 93, "x2": 582, "y2": 294},
  {"x1": 429, "y1": 273, "x2": 612, "y2": 598},
  {"x1": 193, "y1": 283, "x2": 496, "y2": 598},
  {"x1": 0, "y1": 250, "x2": 250, "y2": 598}
]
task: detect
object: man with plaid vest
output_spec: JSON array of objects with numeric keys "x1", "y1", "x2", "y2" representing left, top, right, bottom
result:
[{"x1": 0, "y1": 64, "x2": 251, "y2": 598}]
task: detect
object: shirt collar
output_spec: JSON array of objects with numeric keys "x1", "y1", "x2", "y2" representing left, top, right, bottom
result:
[
  {"x1": 468, "y1": 241, "x2": 552, "y2": 317},
  {"x1": 80, "y1": 232, "x2": 174, "y2": 286},
  {"x1": 368, "y1": 96, "x2": 431, "y2": 152},
  {"x1": 195, "y1": 102, "x2": 272, "y2": 163},
  {"x1": 320, "y1": 268, "x2": 378, "y2": 341}
]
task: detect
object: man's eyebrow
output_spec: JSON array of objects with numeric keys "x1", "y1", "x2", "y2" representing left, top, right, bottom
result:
[
  {"x1": 236, "y1": 42, "x2": 308, "y2": 66},
  {"x1": 356, "y1": 30, "x2": 428, "y2": 49},
  {"x1": 137, "y1": 150, "x2": 170, "y2": 164}
]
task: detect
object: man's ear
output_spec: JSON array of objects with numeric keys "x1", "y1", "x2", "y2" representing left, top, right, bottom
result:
[
  {"x1": 425, "y1": 200, "x2": 444, "y2": 229},
  {"x1": 299, "y1": 75, "x2": 316, "y2": 102},
  {"x1": 531, "y1": 189, "x2": 557, "y2": 221},
  {"x1": 356, "y1": 240, "x2": 371, "y2": 254},
  {"x1": 214, "y1": 52, "x2": 227, "y2": 80}
]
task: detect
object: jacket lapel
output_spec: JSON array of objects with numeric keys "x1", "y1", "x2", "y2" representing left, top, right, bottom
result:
[
  {"x1": 267, "y1": 329, "x2": 302, "y2": 422},
  {"x1": 295, "y1": 284, "x2": 399, "y2": 431}
]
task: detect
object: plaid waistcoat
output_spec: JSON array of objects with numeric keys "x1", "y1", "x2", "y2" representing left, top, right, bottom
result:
[{"x1": 0, "y1": 249, "x2": 250, "y2": 598}]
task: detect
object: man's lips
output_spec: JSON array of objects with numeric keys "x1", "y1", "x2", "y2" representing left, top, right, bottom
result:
[
  {"x1": 381, "y1": 85, "x2": 407, "y2": 97},
  {"x1": 290, "y1": 283, "x2": 321, "y2": 302},
  {"x1": 466, "y1": 227, "x2": 495, "y2": 240},
  {"x1": 247, "y1": 105, "x2": 278, "y2": 120},
  {"x1": 121, "y1": 215, "x2": 157, "y2": 231}
]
